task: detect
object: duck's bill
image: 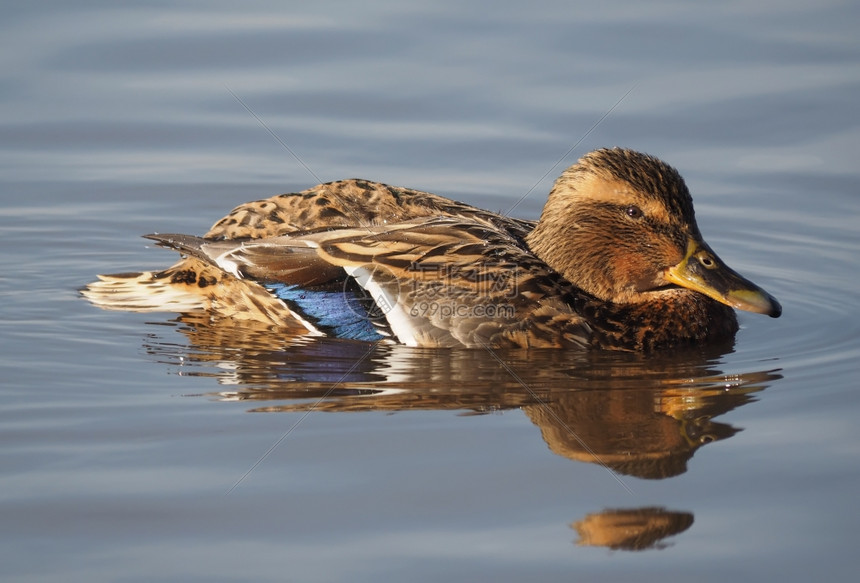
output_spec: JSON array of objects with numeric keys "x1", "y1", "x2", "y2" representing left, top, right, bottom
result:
[{"x1": 665, "y1": 239, "x2": 782, "y2": 318}]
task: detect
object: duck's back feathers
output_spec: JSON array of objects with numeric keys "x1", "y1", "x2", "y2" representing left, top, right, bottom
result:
[{"x1": 204, "y1": 178, "x2": 534, "y2": 241}]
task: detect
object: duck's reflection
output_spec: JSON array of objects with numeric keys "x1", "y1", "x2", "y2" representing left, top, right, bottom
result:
[
  {"x1": 144, "y1": 314, "x2": 781, "y2": 551},
  {"x1": 572, "y1": 507, "x2": 694, "y2": 551},
  {"x1": 149, "y1": 314, "x2": 777, "y2": 480}
]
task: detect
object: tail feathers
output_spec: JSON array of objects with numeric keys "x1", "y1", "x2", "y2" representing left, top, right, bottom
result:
[
  {"x1": 82, "y1": 258, "x2": 305, "y2": 330},
  {"x1": 81, "y1": 270, "x2": 207, "y2": 313}
]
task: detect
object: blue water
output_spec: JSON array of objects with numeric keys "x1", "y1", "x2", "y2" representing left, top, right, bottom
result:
[{"x1": 2, "y1": 2, "x2": 860, "y2": 582}]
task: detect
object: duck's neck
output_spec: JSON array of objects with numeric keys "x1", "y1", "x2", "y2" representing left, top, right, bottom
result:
[
  {"x1": 578, "y1": 289, "x2": 739, "y2": 351},
  {"x1": 526, "y1": 215, "x2": 610, "y2": 299}
]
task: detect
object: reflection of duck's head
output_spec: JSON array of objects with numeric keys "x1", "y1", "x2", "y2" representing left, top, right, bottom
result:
[
  {"x1": 527, "y1": 148, "x2": 781, "y2": 317},
  {"x1": 522, "y1": 379, "x2": 760, "y2": 480}
]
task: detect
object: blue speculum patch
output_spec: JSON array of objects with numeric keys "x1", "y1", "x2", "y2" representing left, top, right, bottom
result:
[{"x1": 267, "y1": 283, "x2": 385, "y2": 342}]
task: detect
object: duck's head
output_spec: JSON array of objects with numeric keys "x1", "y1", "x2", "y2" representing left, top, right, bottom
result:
[{"x1": 526, "y1": 148, "x2": 781, "y2": 317}]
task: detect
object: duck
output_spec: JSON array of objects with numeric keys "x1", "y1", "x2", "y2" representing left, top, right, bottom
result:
[{"x1": 82, "y1": 148, "x2": 781, "y2": 350}]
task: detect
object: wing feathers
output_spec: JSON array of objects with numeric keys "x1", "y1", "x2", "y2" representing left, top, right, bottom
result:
[{"x1": 104, "y1": 217, "x2": 591, "y2": 347}]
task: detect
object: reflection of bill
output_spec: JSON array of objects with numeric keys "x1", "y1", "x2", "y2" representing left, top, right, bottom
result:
[{"x1": 573, "y1": 507, "x2": 694, "y2": 551}]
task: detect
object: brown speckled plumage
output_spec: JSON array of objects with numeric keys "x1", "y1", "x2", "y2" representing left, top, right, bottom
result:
[
  {"x1": 83, "y1": 148, "x2": 780, "y2": 350},
  {"x1": 205, "y1": 178, "x2": 534, "y2": 241}
]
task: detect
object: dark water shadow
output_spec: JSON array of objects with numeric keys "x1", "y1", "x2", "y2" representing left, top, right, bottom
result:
[{"x1": 142, "y1": 313, "x2": 782, "y2": 551}]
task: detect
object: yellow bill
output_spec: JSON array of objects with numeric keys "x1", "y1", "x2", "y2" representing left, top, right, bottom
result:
[{"x1": 665, "y1": 239, "x2": 781, "y2": 317}]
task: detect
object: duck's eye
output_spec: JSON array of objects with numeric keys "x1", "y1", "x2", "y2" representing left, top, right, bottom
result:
[
  {"x1": 625, "y1": 205, "x2": 643, "y2": 219},
  {"x1": 696, "y1": 251, "x2": 717, "y2": 269}
]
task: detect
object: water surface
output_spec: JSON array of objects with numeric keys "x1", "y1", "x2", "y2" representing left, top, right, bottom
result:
[{"x1": 2, "y1": 2, "x2": 860, "y2": 582}]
